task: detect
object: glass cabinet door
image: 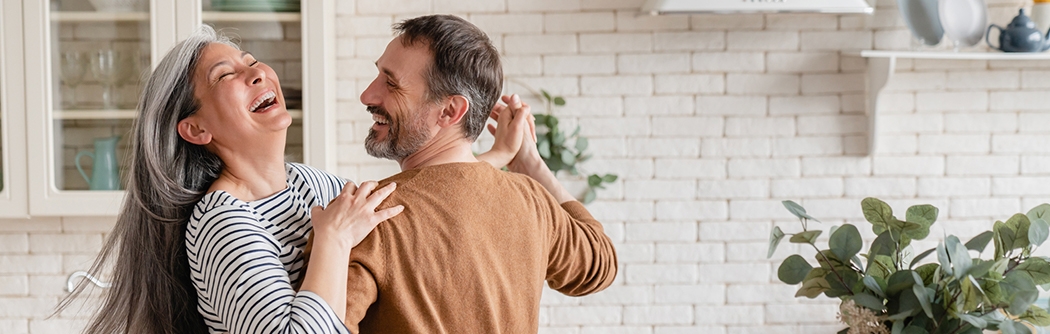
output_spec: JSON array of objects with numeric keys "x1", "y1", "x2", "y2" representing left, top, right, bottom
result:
[
  {"x1": 0, "y1": 0, "x2": 28, "y2": 217},
  {"x1": 52, "y1": 0, "x2": 150, "y2": 191},
  {"x1": 25, "y1": 0, "x2": 154, "y2": 215},
  {"x1": 202, "y1": 0, "x2": 305, "y2": 163},
  {"x1": 24, "y1": 0, "x2": 334, "y2": 216}
]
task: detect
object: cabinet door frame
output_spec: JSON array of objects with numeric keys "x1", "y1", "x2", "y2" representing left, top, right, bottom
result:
[
  {"x1": 23, "y1": 0, "x2": 334, "y2": 216},
  {"x1": 0, "y1": 0, "x2": 28, "y2": 217},
  {"x1": 24, "y1": 0, "x2": 177, "y2": 216}
]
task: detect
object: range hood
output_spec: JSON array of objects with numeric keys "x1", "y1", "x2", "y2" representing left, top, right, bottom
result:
[{"x1": 641, "y1": 0, "x2": 874, "y2": 14}]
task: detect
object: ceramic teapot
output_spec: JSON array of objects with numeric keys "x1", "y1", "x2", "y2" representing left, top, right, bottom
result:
[
  {"x1": 987, "y1": 9, "x2": 1050, "y2": 52},
  {"x1": 75, "y1": 135, "x2": 121, "y2": 190}
]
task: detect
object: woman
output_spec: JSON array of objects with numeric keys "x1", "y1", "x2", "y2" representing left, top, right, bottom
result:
[{"x1": 61, "y1": 26, "x2": 527, "y2": 334}]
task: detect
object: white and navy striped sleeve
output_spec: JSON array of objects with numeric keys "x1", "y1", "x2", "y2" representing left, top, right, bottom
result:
[
  {"x1": 186, "y1": 203, "x2": 350, "y2": 334},
  {"x1": 287, "y1": 163, "x2": 347, "y2": 207}
]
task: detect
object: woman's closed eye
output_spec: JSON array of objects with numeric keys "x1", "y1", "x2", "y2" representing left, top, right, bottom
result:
[{"x1": 214, "y1": 60, "x2": 259, "y2": 82}]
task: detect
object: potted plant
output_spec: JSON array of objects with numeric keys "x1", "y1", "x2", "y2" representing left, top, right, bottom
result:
[{"x1": 769, "y1": 198, "x2": 1050, "y2": 334}]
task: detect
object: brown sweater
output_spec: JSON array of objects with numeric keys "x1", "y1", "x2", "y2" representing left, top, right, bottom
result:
[{"x1": 343, "y1": 162, "x2": 617, "y2": 333}]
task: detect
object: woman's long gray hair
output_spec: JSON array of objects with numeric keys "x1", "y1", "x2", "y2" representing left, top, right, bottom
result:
[{"x1": 59, "y1": 26, "x2": 235, "y2": 334}]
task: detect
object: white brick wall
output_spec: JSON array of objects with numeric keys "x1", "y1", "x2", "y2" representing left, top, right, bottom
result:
[{"x1": 9, "y1": 1, "x2": 1050, "y2": 333}]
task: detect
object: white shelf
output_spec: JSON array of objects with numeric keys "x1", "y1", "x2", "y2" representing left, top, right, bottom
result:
[
  {"x1": 857, "y1": 50, "x2": 1050, "y2": 60},
  {"x1": 202, "y1": 11, "x2": 300, "y2": 22},
  {"x1": 54, "y1": 109, "x2": 304, "y2": 120},
  {"x1": 858, "y1": 50, "x2": 1050, "y2": 156},
  {"x1": 51, "y1": 11, "x2": 149, "y2": 22}
]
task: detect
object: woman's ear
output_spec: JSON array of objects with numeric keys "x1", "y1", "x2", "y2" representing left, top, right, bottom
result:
[
  {"x1": 177, "y1": 116, "x2": 212, "y2": 145},
  {"x1": 438, "y1": 95, "x2": 469, "y2": 128}
]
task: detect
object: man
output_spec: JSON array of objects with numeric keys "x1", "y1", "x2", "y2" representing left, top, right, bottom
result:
[{"x1": 344, "y1": 14, "x2": 618, "y2": 333}]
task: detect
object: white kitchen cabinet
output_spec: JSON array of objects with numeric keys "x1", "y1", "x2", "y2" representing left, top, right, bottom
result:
[
  {"x1": 11, "y1": 0, "x2": 335, "y2": 217},
  {"x1": 0, "y1": 1, "x2": 29, "y2": 217}
]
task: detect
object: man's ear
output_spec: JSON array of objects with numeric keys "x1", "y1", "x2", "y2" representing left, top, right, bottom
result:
[
  {"x1": 437, "y1": 95, "x2": 470, "y2": 128},
  {"x1": 177, "y1": 116, "x2": 213, "y2": 145}
]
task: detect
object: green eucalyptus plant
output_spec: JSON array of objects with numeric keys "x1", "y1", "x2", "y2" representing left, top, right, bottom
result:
[
  {"x1": 770, "y1": 198, "x2": 1050, "y2": 334},
  {"x1": 532, "y1": 89, "x2": 616, "y2": 203}
]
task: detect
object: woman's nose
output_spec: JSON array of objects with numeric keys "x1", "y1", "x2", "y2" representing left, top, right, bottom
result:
[{"x1": 246, "y1": 66, "x2": 266, "y2": 85}]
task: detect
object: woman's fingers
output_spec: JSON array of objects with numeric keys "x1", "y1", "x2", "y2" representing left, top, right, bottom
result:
[
  {"x1": 355, "y1": 181, "x2": 378, "y2": 197},
  {"x1": 375, "y1": 205, "x2": 404, "y2": 222},
  {"x1": 365, "y1": 182, "x2": 397, "y2": 207}
]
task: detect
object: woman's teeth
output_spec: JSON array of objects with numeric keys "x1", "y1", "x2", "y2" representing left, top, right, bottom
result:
[{"x1": 249, "y1": 91, "x2": 277, "y2": 112}]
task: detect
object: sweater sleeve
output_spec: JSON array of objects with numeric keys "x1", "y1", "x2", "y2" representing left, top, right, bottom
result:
[
  {"x1": 187, "y1": 206, "x2": 351, "y2": 334},
  {"x1": 343, "y1": 261, "x2": 379, "y2": 333},
  {"x1": 543, "y1": 199, "x2": 619, "y2": 296}
]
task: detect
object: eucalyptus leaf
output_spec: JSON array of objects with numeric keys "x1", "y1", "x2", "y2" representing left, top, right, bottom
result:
[
  {"x1": 574, "y1": 136, "x2": 588, "y2": 152},
  {"x1": 1027, "y1": 203, "x2": 1050, "y2": 221},
  {"x1": 552, "y1": 130, "x2": 566, "y2": 145},
  {"x1": 901, "y1": 326, "x2": 929, "y2": 334},
  {"x1": 909, "y1": 247, "x2": 936, "y2": 269},
  {"x1": 1003, "y1": 271, "x2": 1038, "y2": 315},
  {"x1": 1021, "y1": 305, "x2": 1050, "y2": 326},
  {"x1": 583, "y1": 188, "x2": 596, "y2": 204},
  {"x1": 886, "y1": 270, "x2": 916, "y2": 296},
  {"x1": 870, "y1": 232, "x2": 897, "y2": 257},
  {"x1": 891, "y1": 320, "x2": 905, "y2": 334},
  {"x1": 851, "y1": 255, "x2": 865, "y2": 273},
  {"x1": 863, "y1": 275, "x2": 886, "y2": 298},
  {"x1": 911, "y1": 283, "x2": 934, "y2": 320},
  {"x1": 1030, "y1": 218, "x2": 1050, "y2": 247},
  {"x1": 789, "y1": 230, "x2": 822, "y2": 245},
  {"x1": 958, "y1": 313, "x2": 988, "y2": 329},
  {"x1": 965, "y1": 231, "x2": 994, "y2": 253},
  {"x1": 538, "y1": 139, "x2": 551, "y2": 159},
  {"x1": 966, "y1": 260, "x2": 995, "y2": 278},
  {"x1": 795, "y1": 276, "x2": 830, "y2": 298},
  {"x1": 1006, "y1": 213, "x2": 1032, "y2": 250},
  {"x1": 1013, "y1": 257, "x2": 1050, "y2": 285},
  {"x1": 553, "y1": 96, "x2": 566, "y2": 106},
  {"x1": 778, "y1": 254, "x2": 813, "y2": 285},
  {"x1": 540, "y1": 89, "x2": 552, "y2": 101},
  {"x1": 560, "y1": 149, "x2": 576, "y2": 165},
  {"x1": 914, "y1": 263, "x2": 939, "y2": 286},
  {"x1": 601, "y1": 174, "x2": 617, "y2": 183},
  {"x1": 782, "y1": 200, "x2": 821, "y2": 222},
  {"x1": 852, "y1": 292, "x2": 885, "y2": 312},
  {"x1": 904, "y1": 204, "x2": 938, "y2": 240},
  {"x1": 862, "y1": 197, "x2": 894, "y2": 232},
  {"x1": 830, "y1": 224, "x2": 863, "y2": 264},
  {"x1": 995, "y1": 220, "x2": 1012, "y2": 259},
  {"x1": 587, "y1": 174, "x2": 602, "y2": 187},
  {"x1": 960, "y1": 274, "x2": 980, "y2": 312},
  {"x1": 867, "y1": 254, "x2": 893, "y2": 279},
  {"x1": 947, "y1": 235, "x2": 972, "y2": 279},
  {"x1": 937, "y1": 241, "x2": 952, "y2": 277},
  {"x1": 999, "y1": 319, "x2": 1031, "y2": 334}
]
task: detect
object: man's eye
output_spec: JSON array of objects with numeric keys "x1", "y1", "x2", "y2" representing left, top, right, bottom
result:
[
  {"x1": 218, "y1": 73, "x2": 233, "y2": 81},
  {"x1": 386, "y1": 81, "x2": 396, "y2": 87},
  {"x1": 249, "y1": 60, "x2": 258, "y2": 66}
]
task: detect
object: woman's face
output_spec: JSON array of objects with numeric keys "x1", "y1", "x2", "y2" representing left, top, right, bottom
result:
[{"x1": 188, "y1": 43, "x2": 290, "y2": 149}]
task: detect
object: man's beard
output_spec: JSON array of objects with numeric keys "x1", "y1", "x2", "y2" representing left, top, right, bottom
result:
[{"x1": 365, "y1": 106, "x2": 431, "y2": 161}]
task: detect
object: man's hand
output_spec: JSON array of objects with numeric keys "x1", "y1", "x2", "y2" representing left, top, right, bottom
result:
[
  {"x1": 477, "y1": 94, "x2": 531, "y2": 168},
  {"x1": 498, "y1": 95, "x2": 576, "y2": 204}
]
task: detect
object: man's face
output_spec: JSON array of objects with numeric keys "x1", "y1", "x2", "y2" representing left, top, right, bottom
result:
[{"x1": 360, "y1": 35, "x2": 440, "y2": 161}]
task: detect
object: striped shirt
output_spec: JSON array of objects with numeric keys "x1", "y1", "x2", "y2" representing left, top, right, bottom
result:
[{"x1": 186, "y1": 163, "x2": 348, "y2": 334}]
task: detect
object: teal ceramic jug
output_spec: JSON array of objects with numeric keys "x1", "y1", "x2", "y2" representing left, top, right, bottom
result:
[{"x1": 75, "y1": 136, "x2": 121, "y2": 190}]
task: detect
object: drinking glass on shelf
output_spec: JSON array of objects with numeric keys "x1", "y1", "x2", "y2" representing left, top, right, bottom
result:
[
  {"x1": 90, "y1": 49, "x2": 126, "y2": 110},
  {"x1": 115, "y1": 49, "x2": 141, "y2": 109},
  {"x1": 59, "y1": 51, "x2": 86, "y2": 109}
]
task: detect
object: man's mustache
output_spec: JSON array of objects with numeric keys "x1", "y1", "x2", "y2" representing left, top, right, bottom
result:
[{"x1": 367, "y1": 106, "x2": 391, "y2": 119}]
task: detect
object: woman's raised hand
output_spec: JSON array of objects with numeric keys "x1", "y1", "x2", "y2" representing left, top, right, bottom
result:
[{"x1": 311, "y1": 181, "x2": 403, "y2": 250}]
